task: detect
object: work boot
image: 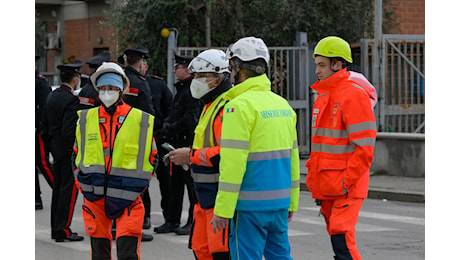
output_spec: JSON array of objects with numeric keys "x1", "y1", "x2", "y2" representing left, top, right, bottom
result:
[
  {"x1": 143, "y1": 217, "x2": 151, "y2": 229},
  {"x1": 153, "y1": 222, "x2": 179, "y2": 233},
  {"x1": 141, "y1": 232, "x2": 154, "y2": 242},
  {"x1": 175, "y1": 223, "x2": 191, "y2": 235},
  {"x1": 35, "y1": 199, "x2": 43, "y2": 210}
]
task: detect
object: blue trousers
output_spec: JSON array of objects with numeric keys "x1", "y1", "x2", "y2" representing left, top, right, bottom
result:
[{"x1": 229, "y1": 209, "x2": 292, "y2": 260}]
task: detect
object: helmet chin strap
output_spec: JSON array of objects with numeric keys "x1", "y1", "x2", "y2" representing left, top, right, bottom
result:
[{"x1": 232, "y1": 67, "x2": 241, "y2": 84}]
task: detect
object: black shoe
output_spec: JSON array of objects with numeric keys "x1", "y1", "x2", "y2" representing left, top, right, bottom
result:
[
  {"x1": 35, "y1": 200, "x2": 43, "y2": 210},
  {"x1": 153, "y1": 222, "x2": 179, "y2": 233},
  {"x1": 175, "y1": 223, "x2": 191, "y2": 235},
  {"x1": 55, "y1": 233, "x2": 84, "y2": 242},
  {"x1": 142, "y1": 217, "x2": 151, "y2": 229},
  {"x1": 141, "y1": 232, "x2": 154, "y2": 242}
]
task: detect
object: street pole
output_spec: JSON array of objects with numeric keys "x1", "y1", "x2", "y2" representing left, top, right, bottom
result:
[
  {"x1": 167, "y1": 29, "x2": 177, "y2": 95},
  {"x1": 373, "y1": 0, "x2": 383, "y2": 131}
]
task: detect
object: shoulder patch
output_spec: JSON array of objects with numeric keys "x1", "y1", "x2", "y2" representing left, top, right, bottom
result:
[
  {"x1": 137, "y1": 75, "x2": 146, "y2": 81},
  {"x1": 125, "y1": 87, "x2": 139, "y2": 96},
  {"x1": 79, "y1": 97, "x2": 95, "y2": 106}
]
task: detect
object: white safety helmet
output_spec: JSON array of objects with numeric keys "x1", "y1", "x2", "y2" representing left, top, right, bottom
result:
[
  {"x1": 188, "y1": 49, "x2": 230, "y2": 74},
  {"x1": 90, "y1": 62, "x2": 130, "y2": 90},
  {"x1": 226, "y1": 36, "x2": 270, "y2": 66}
]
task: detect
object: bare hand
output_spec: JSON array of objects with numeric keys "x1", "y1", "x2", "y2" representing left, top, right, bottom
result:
[
  {"x1": 288, "y1": 211, "x2": 294, "y2": 222},
  {"x1": 169, "y1": 147, "x2": 191, "y2": 166},
  {"x1": 211, "y1": 215, "x2": 229, "y2": 234}
]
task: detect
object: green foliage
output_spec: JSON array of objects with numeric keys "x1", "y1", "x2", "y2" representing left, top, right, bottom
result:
[{"x1": 105, "y1": 0, "x2": 396, "y2": 76}]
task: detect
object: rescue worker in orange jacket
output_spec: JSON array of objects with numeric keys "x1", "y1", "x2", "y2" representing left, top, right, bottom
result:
[
  {"x1": 305, "y1": 36, "x2": 377, "y2": 260},
  {"x1": 75, "y1": 62, "x2": 157, "y2": 259},
  {"x1": 169, "y1": 49, "x2": 232, "y2": 260}
]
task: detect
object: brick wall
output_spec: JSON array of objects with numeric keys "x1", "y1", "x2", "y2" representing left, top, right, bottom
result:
[
  {"x1": 390, "y1": 0, "x2": 425, "y2": 34},
  {"x1": 63, "y1": 17, "x2": 116, "y2": 75}
]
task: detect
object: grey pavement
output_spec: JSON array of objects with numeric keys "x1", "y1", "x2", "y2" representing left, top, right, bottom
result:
[{"x1": 299, "y1": 159, "x2": 425, "y2": 203}]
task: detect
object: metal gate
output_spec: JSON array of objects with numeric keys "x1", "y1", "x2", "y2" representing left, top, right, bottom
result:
[
  {"x1": 177, "y1": 44, "x2": 311, "y2": 156},
  {"x1": 361, "y1": 35, "x2": 425, "y2": 133}
]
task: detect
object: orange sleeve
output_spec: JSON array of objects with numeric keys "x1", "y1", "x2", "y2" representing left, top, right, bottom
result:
[
  {"x1": 190, "y1": 109, "x2": 223, "y2": 167},
  {"x1": 342, "y1": 88, "x2": 377, "y2": 189}
]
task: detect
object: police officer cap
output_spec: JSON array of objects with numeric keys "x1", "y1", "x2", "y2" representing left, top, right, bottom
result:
[
  {"x1": 86, "y1": 52, "x2": 111, "y2": 69},
  {"x1": 57, "y1": 60, "x2": 84, "y2": 73},
  {"x1": 124, "y1": 46, "x2": 149, "y2": 59},
  {"x1": 174, "y1": 52, "x2": 194, "y2": 67}
]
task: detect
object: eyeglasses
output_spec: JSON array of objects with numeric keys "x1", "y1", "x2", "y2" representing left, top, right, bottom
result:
[{"x1": 97, "y1": 85, "x2": 120, "y2": 91}]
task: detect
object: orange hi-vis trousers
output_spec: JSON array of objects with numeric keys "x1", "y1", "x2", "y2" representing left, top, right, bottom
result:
[
  {"x1": 320, "y1": 198, "x2": 364, "y2": 260},
  {"x1": 82, "y1": 196, "x2": 144, "y2": 259},
  {"x1": 190, "y1": 203, "x2": 229, "y2": 260}
]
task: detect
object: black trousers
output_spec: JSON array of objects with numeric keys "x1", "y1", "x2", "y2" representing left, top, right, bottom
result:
[
  {"x1": 49, "y1": 140, "x2": 79, "y2": 239},
  {"x1": 166, "y1": 163, "x2": 197, "y2": 225},
  {"x1": 35, "y1": 131, "x2": 54, "y2": 200}
]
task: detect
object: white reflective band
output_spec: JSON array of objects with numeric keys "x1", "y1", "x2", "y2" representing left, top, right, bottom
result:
[
  {"x1": 347, "y1": 121, "x2": 377, "y2": 134},
  {"x1": 192, "y1": 172, "x2": 220, "y2": 183},
  {"x1": 352, "y1": 137, "x2": 376, "y2": 147},
  {"x1": 219, "y1": 182, "x2": 241, "y2": 193},
  {"x1": 106, "y1": 187, "x2": 140, "y2": 201},
  {"x1": 314, "y1": 128, "x2": 348, "y2": 139},
  {"x1": 221, "y1": 139, "x2": 249, "y2": 150},
  {"x1": 247, "y1": 149, "x2": 291, "y2": 161},
  {"x1": 311, "y1": 143, "x2": 356, "y2": 154},
  {"x1": 238, "y1": 188, "x2": 291, "y2": 201},
  {"x1": 79, "y1": 183, "x2": 104, "y2": 195}
]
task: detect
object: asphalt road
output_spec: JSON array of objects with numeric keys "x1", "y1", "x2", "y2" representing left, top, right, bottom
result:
[{"x1": 35, "y1": 174, "x2": 424, "y2": 259}]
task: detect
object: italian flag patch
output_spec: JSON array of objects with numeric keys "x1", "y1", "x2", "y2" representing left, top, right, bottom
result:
[{"x1": 226, "y1": 108, "x2": 235, "y2": 113}]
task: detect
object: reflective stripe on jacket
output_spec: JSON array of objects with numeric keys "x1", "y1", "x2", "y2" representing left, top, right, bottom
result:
[
  {"x1": 214, "y1": 74, "x2": 300, "y2": 218},
  {"x1": 305, "y1": 68, "x2": 377, "y2": 200},
  {"x1": 75, "y1": 106, "x2": 155, "y2": 219},
  {"x1": 190, "y1": 93, "x2": 227, "y2": 209}
]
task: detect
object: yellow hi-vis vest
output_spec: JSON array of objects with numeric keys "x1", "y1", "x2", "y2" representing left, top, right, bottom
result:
[
  {"x1": 191, "y1": 93, "x2": 227, "y2": 208},
  {"x1": 214, "y1": 74, "x2": 300, "y2": 218},
  {"x1": 75, "y1": 107, "x2": 155, "y2": 219}
]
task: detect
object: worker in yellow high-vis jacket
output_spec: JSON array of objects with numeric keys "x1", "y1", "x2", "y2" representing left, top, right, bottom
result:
[{"x1": 211, "y1": 36, "x2": 300, "y2": 260}]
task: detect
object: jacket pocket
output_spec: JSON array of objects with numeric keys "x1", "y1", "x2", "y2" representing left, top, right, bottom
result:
[
  {"x1": 318, "y1": 159, "x2": 347, "y2": 197},
  {"x1": 82, "y1": 204, "x2": 98, "y2": 236},
  {"x1": 121, "y1": 144, "x2": 139, "y2": 169}
]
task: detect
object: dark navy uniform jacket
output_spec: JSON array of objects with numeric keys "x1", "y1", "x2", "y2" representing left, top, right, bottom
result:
[
  {"x1": 123, "y1": 66, "x2": 155, "y2": 115},
  {"x1": 35, "y1": 70, "x2": 52, "y2": 129},
  {"x1": 146, "y1": 74, "x2": 173, "y2": 132},
  {"x1": 41, "y1": 84, "x2": 80, "y2": 157}
]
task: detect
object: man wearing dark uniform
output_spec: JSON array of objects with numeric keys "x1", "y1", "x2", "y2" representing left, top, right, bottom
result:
[
  {"x1": 154, "y1": 53, "x2": 200, "y2": 235},
  {"x1": 123, "y1": 47, "x2": 155, "y2": 116},
  {"x1": 122, "y1": 47, "x2": 155, "y2": 242},
  {"x1": 41, "y1": 60, "x2": 84, "y2": 242},
  {"x1": 35, "y1": 55, "x2": 54, "y2": 210},
  {"x1": 78, "y1": 52, "x2": 111, "y2": 109},
  {"x1": 141, "y1": 61, "x2": 173, "y2": 230}
]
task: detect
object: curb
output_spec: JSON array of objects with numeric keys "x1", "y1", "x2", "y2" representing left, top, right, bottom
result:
[{"x1": 299, "y1": 182, "x2": 425, "y2": 204}]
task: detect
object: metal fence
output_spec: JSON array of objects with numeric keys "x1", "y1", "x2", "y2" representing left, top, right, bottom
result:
[
  {"x1": 361, "y1": 35, "x2": 425, "y2": 133},
  {"x1": 177, "y1": 45, "x2": 311, "y2": 155}
]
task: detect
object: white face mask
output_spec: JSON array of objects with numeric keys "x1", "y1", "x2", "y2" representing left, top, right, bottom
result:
[
  {"x1": 76, "y1": 78, "x2": 81, "y2": 90},
  {"x1": 190, "y1": 77, "x2": 216, "y2": 99},
  {"x1": 99, "y1": 90, "x2": 120, "y2": 107}
]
